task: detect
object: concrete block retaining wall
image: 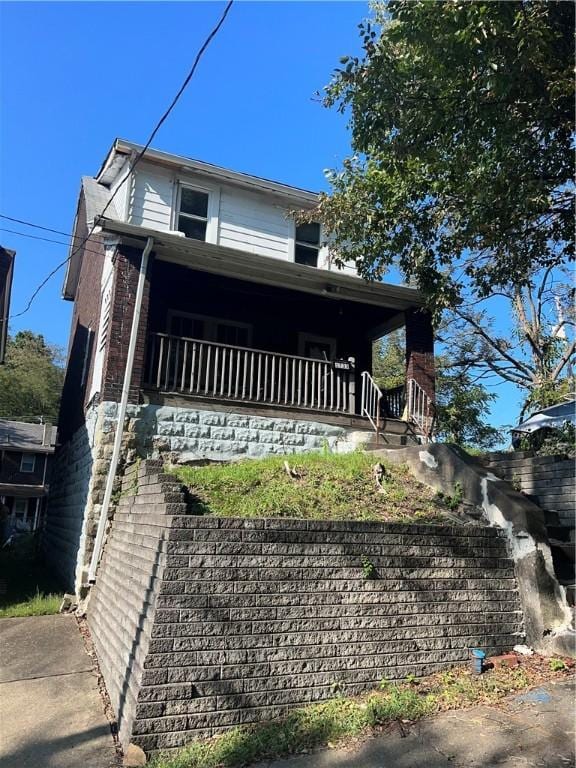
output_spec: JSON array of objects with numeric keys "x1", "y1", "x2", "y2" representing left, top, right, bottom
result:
[
  {"x1": 88, "y1": 460, "x2": 525, "y2": 753},
  {"x1": 484, "y1": 453, "x2": 575, "y2": 529}
]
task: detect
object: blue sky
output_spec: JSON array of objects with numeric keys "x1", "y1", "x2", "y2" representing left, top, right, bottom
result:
[{"x1": 0, "y1": 1, "x2": 522, "y2": 432}]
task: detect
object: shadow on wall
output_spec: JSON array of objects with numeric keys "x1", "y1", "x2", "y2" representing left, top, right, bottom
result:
[
  {"x1": 116, "y1": 529, "x2": 165, "y2": 744},
  {"x1": 42, "y1": 419, "x2": 95, "y2": 593}
]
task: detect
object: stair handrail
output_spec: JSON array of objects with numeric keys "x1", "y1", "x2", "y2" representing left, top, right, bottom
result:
[
  {"x1": 407, "y1": 378, "x2": 436, "y2": 442},
  {"x1": 361, "y1": 371, "x2": 383, "y2": 435}
]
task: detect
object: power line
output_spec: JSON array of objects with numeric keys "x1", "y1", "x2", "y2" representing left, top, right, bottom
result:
[
  {"x1": 0, "y1": 227, "x2": 106, "y2": 258},
  {"x1": 10, "y1": 0, "x2": 234, "y2": 320},
  {"x1": 0, "y1": 214, "x2": 75, "y2": 239}
]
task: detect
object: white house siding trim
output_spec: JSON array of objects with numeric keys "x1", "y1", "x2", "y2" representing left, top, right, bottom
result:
[
  {"x1": 121, "y1": 163, "x2": 359, "y2": 276},
  {"x1": 88, "y1": 244, "x2": 115, "y2": 402},
  {"x1": 219, "y1": 187, "x2": 292, "y2": 260},
  {"x1": 109, "y1": 158, "x2": 131, "y2": 222},
  {"x1": 129, "y1": 165, "x2": 173, "y2": 231}
]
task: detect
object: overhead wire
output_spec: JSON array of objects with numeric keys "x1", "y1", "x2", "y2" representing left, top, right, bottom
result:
[
  {"x1": 8, "y1": 0, "x2": 234, "y2": 319},
  {"x1": 0, "y1": 227, "x2": 108, "y2": 257},
  {"x1": 0, "y1": 214, "x2": 76, "y2": 239}
]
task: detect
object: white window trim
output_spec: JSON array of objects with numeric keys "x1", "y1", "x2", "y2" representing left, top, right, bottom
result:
[
  {"x1": 20, "y1": 454, "x2": 36, "y2": 473},
  {"x1": 297, "y1": 333, "x2": 337, "y2": 360},
  {"x1": 173, "y1": 180, "x2": 220, "y2": 245},
  {"x1": 167, "y1": 310, "x2": 253, "y2": 346}
]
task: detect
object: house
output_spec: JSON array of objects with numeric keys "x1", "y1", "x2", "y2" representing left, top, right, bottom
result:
[
  {"x1": 0, "y1": 246, "x2": 15, "y2": 364},
  {"x1": 0, "y1": 420, "x2": 57, "y2": 538},
  {"x1": 45, "y1": 139, "x2": 436, "y2": 592}
]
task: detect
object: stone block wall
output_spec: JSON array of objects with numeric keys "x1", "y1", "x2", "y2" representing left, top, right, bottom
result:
[
  {"x1": 88, "y1": 461, "x2": 524, "y2": 754},
  {"x1": 44, "y1": 401, "x2": 133, "y2": 592},
  {"x1": 484, "y1": 452, "x2": 575, "y2": 529},
  {"x1": 130, "y1": 402, "x2": 362, "y2": 461}
]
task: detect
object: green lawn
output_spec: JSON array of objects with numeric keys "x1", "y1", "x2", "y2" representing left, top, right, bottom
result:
[
  {"x1": 172, "y1": 451, "x2": 452, "y2": 523},
  {"x1": 0, "y1": 535, "x2": 63, "y2": 618}
]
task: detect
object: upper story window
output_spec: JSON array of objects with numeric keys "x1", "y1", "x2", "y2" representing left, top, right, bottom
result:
[
  {"x1": 177, "y1": 187, "x2": 210, "y2": 241},
  {"x1": 295, "y1": 222, "x2": 321, "y2": 267},
  {"x1": 20, "y1": 454, "x2": 36, "y2": 473}
]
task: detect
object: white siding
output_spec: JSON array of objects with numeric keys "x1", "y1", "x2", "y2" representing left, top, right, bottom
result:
[
  {"x1": 218, "y1": 187, "x2": 292, "y2": 260},
  {"x1": 129, "y1": 165, "x2": 173, "y2": 230},
  {"x1": 121, "y1": 163, "x2": 359, "y2": 276},
  {"x1": 109, "y1": 159, "x2": 130, "y2": 221},
  {"x1": 88, "y1": 247, "x2": 114, "y2": 401}
]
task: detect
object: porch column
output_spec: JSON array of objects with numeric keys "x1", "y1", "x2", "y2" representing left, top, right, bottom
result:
[
  {"x1": 101, "y1": 245, "x2": 153, "y2": 404},
  {"x1": 405, "y1": 308, "x2": 435, "y2": 402}
]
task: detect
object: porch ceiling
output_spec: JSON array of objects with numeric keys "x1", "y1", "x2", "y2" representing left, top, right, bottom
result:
[{"x1": 97, "y1": 218, "x2": 424, "y2": 313}]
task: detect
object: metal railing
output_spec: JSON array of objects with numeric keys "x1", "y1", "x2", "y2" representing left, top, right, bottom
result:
[
  {"x1": 144, "y1": 333, "x2": 355, "y2": 414},
  {"x1": 406, "y1": 378, "x2": 435, "y2": 440},
  {"x1": 360, "y1": 371, "x2": 383, "y2": 433},
  {"x1": 382, "y1": 384, "x2": 406, "y2": 419}
]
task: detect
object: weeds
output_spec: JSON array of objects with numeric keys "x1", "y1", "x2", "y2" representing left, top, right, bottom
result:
[
  {"x1": 361, "y1": 555, "x2": 377, "y2": 580},
  {"x1": 549, "y1": 658, "x2": 567, "y2": 672},
  {"x1": 172, "y1": 452, "x2": 455, "y2": 523},
  {"x1": 149, "y1": 659, "x2": 573, "y2": 768}
]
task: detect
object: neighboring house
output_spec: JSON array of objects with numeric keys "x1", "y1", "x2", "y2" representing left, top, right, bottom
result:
[
  {"x1": 46, "y1": 139, "x2": 436, "y2": 591},
  {"x1": 0, "y1": 420, "x2": 57, "y2": 536},
  {"x1": 0, "y1": 246, "x2": 15, "y2": 364}
]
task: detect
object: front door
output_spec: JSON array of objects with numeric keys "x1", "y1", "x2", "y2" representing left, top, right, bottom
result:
[{"x1": 297, "y1": 333, "x2": 336, "y2": 361}]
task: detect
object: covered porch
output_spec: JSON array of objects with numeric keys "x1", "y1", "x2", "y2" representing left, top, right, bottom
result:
[{"x1": 99, "y1": 220, "x2": 436, "y2": 438}]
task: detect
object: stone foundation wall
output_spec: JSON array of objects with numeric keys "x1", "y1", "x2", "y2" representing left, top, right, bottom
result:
[
  {"x1": 484, "y1": 452, "x2": 575, "y2": 529},
  {"x1": 44, "y1": 402, "x2": 131, "y2": 592},
  {"x1": 129, "y1": 402, "x2": 361, "y2": 461},
  {"x1": 88, "y1": 460, "x2": 525, "y2": 754}
]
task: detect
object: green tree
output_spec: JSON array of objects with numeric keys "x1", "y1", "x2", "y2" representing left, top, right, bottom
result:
[
  {"x1": 316, "y1": 1, "x2": 574, "y2": 311},
  {"x1": 0, "y1": 331, "x2": 64, "y2": 424},
  {"x1": 373, "y1": 334, "x2": 499, "y2": 450}
]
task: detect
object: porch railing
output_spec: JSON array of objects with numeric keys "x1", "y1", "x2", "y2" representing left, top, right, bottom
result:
[
  {"x1": 360, "y1": 371, "x2": 383, "y2": 433},
  {"x1": 406, "y1": 378, "x2": 435, "y2": 440},
  {"x1": 382, "y1": 384, "x2": 405, "y2": 420},
  {"x1": 144, "y1": 333, "x2": 355, "y2": 414}
]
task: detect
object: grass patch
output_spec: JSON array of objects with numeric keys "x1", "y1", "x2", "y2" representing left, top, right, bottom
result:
[
  {"x1": 149, "y1": 658, "x2": 574, "y2": 768},
  {"x1": 172, "y1": 452, "x2": 453, "y2": 523},
  {"x1": 0, "y1": 535, "x2": 63, "y2": 618}
]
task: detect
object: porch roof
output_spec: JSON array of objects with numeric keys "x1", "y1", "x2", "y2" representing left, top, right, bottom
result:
[{"x1": 97, "y1": 217, "x2": 425, "y2": 313}]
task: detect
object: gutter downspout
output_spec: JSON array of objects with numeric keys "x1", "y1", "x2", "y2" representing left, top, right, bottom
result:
[{"x1": 87, "y1": 236, "x2": 154, "y2": 583}]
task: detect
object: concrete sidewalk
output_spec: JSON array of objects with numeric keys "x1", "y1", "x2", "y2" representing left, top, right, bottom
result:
[
  {"x1": 258, "y1": 679, "x2": 575, "y2": 768},
  {"x1": 0, "y1": 614, "x2": 119, "y2": 768}
]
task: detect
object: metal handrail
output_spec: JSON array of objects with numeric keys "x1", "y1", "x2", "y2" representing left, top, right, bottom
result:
[
  {"x1": 360, "y1": 371, "x2": 383, "y2": 435},
  {"x1": 406, "y1": 378, "x2": 435, "y2": 441}
]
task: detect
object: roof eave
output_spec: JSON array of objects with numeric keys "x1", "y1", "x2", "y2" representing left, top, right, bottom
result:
[
  {"x1": 103, "y1": 139, "x2": 321, "y2": 206},
  {"x1": 97, "y1": 218, "x2": 425, "y2": 311}
]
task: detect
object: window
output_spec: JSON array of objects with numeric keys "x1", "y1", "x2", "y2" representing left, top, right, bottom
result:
[
  {"x1": 168, "y1": 311, "x2": 252, "y2": 347},
  {"x1": 20, "y1": 454, "x2": 35, "y2": 473},
  {"x1": 177, "y1": 187, "x2": 210, "y2": 241},
  {"x1": 12, "y1": 497, "x2": 37, "y2": 532},
  {"x1": 295, "y1": 222, "x2": 321, "y2": 267},
  {"x1": 14, "y1": 498, "x2": 27, "y2": 518}
]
